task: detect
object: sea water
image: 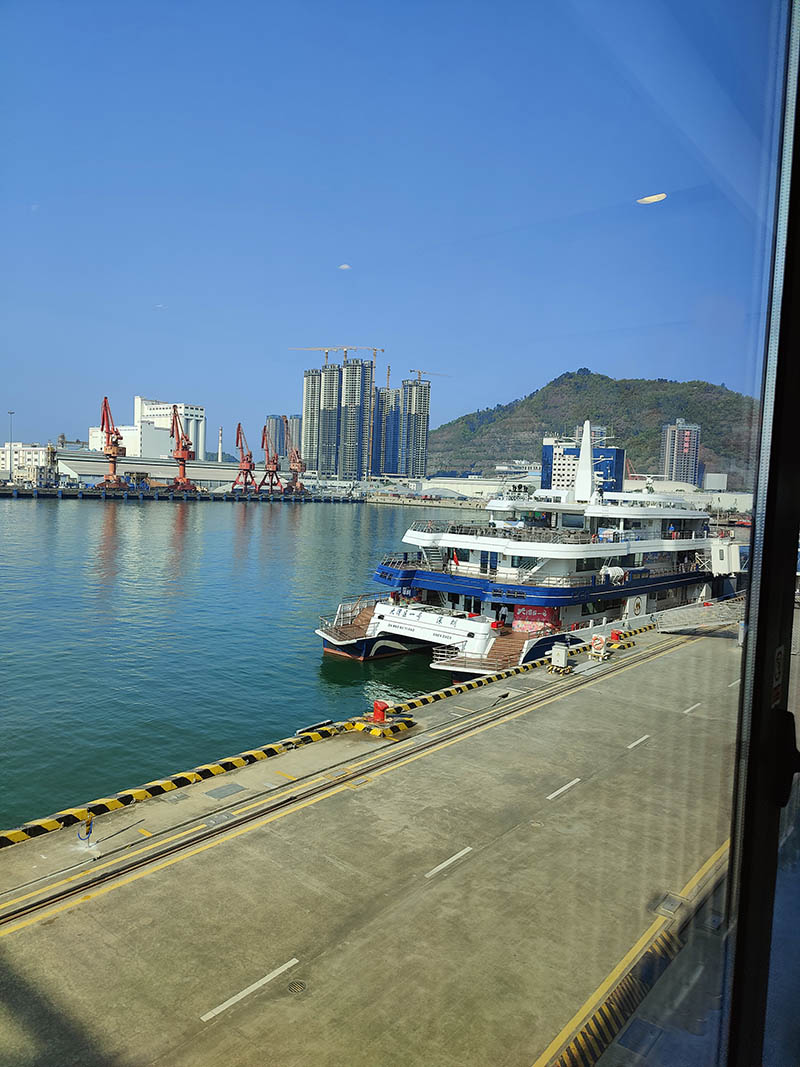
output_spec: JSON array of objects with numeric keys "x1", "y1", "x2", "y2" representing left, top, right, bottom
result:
[{"x1": 0, "y1": 498, "x2": 451, "y2": 826}]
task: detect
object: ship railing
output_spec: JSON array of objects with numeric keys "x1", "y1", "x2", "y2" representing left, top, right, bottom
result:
[
  {"x1": 374, "y1": 559, "x2": 711, "y2": 587},
  {"x1": 431, "y1": 644, "x2": 523, "y2": 672},
  {"x1": 378, "y1": 552, "x2": 425, "y2": 569},
  {"x1": 408, "y1": 520, "x2": 708, "y2": 545},
  {"x1": 318, "y1": 592, "x2": 386, "y2": 639}
]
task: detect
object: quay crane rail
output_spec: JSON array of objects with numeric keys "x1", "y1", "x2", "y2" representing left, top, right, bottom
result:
[
  {"x1": 95, "y1": 396, "x2": 128, "y2": 490},
  {"x1": 167, "y1": 405, "x2": 198, "y2": 492},
  {"x1": 258, "y1": 425, "x2": 283, "y2": 493},
  {"x1": 231, "y1": 423, "x2": 258, "y2": 493},
  {"x1": 281, "y1": 414, "x2": 306, "y2": 493}
]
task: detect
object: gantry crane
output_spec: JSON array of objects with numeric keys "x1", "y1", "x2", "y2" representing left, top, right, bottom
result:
[
  {"x1": 167, "y1": 405, "x2": 197, "y2": 491},
  {"x1": 231, "y1": 423, "x2": 258, "y2": 493},
  {"x1": 258, "y1": 425, "x2": 283, "y2": 493},
  {"x1": 95, "y1": 396, "x2": 127, "y2": 490},
  {"x1": 281, "y1": 414, "x2": 306, "y2": 493}
]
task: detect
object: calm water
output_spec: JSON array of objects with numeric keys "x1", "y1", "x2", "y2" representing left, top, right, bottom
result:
[{"x1": 0, "y1": 499, "x2": 452, "y2": 827}]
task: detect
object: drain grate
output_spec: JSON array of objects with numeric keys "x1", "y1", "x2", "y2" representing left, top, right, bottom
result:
[{"x1": 287, "y1": 980, "x2": 307, "y2": 994}]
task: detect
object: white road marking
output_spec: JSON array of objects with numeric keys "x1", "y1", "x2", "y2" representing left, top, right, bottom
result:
[
  {"x1": 424, "y1": 846, "x2": 473, "y2": 879},
  {"x1": 201, "y1": 958, "x2": 299, "y2": 1021},
  {"x1": 546, "y1": 777, "x2": 581, "y2": 801},
  {"x1": 682, "y1": 702, "x2": 702, "y2": 715},
  {"x1": 627, "y1": 734, "x2": 650, "y2": 750},
  {"x1": 728, "y1": 679, "x2": 741, "y2": 688}
]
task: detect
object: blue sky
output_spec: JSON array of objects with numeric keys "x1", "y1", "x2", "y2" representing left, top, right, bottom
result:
[{"x1": 0, "y1": 0, "x2": 787, "y2": 446}]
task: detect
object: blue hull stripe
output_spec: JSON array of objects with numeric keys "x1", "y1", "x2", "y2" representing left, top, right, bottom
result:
[{"x1": 372, "y1": 564, "x2": 706, "y2": 607}]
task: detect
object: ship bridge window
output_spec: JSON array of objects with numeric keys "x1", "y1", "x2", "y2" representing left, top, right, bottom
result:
[{"x1": 561, "y1": 513, "x2": 585, "y2": 529}]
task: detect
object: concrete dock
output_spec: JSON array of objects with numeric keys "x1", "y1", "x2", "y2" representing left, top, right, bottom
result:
[{"x1": 0, "y1": 622, "x2": 741, "y2": 1066}]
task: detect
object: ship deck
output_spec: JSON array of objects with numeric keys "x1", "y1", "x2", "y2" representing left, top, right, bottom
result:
[{"x1": 0, "y1": 621, "x2": 741, "y2": 1066}]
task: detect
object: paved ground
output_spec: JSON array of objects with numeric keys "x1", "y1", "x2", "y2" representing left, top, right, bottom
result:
[{"x1": 0, "y1": 626, "x2": 742, "y2": 1066}]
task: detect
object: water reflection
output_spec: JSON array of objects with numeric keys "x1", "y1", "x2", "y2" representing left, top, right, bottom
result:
[
  {"x1": 168, "y1": 502, "x2": 189, "y2": 585},
  {"x1": 95, "y1": 503, "x2": 118, "y2": 588},
  {"x1": 317, "y1": 646, "x2": 434, "y2": 708}
]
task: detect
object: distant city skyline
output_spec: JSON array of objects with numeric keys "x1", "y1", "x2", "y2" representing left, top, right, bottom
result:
[{"x1": 1, "y1": 2, "x2": 778, "y2": 444}]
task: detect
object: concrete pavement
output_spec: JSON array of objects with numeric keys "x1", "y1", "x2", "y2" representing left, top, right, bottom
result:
[{"x1": 0, "y1": 626, "x2": 742, "y2": 1066}]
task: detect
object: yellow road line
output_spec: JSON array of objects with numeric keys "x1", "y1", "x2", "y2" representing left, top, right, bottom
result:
[
  {"x1": 274, "y1": 771, "x2": 298, "y2": 781},
  {"x1": 530, "y1": 838, "x2": 730, "y2": 1067},
  {"x1": 0, "y1": 824, "x2": 204, "y2": 912},
  {"x1": 679, "y1": 839, "x2": 729, "y2": 897},
  {"x1": 2, "y1": 631, "x2": 707, "y2": 940},
  {"x1": 0, "y1": 787, "x2": 349, "y2": 940},
  {"x1": 137, "y1": 829, "x2": 153, "y2": 838}
]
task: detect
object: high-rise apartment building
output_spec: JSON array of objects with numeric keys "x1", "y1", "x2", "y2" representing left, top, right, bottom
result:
[
  {"x1": 660, "y1": 418, "x2": 701, "y2": 485},
  {"x1": 301, "y1": 370, "x2": 322, "y2": 469},
  {"x1": 301, "y1": 360, "x2": 429, "y2": 479},
  {"x1": 399, "y1": 378, "x2": 431, "y2": 478},
  {"x1": 372, "y1": 387, "x2": 402, "y2": 475},
  {"x1": 287, "y1": 415, "x2": 301, "y2": 455},
  {"x1": 264, "y1": 415, "x2": 285, "y2": 457},
  {"x1": 338, "y1": 358, "x2": 374, "y2": 480},
  {"x1": 318, "y1": 363, "x2": 342, "y2": 476}
]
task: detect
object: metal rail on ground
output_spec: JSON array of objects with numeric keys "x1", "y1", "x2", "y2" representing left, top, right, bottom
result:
[{"x1": 0, "y1": 629, "x2": 712, "y2": 934}]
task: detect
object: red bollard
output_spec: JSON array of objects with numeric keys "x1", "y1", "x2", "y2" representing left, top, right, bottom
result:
[{"x1": 372, "y1": 700, "x2": 389, "y2": 723}]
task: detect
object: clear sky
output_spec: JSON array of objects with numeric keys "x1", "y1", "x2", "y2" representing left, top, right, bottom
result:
[{"x1": 0, "y1": 0, "x2": 787, "y2": 446}]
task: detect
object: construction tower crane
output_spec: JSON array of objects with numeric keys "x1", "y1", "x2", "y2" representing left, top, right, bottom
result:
[
  {"x1": 167, "y1": 405, "x2": 197, "y2": 491},
  {"x1": 95, "y1": 396, "x2": 127, "y2": 490},
  {"x1": 408, "y1": 369, "x2": 452, "y2": 381},
  {"x1": 289, "y1": 346, "x2": 354, "y2": 365},
  {"x1": 231, "y1": 423, "x2": 258, "y2": 493},
  {"x1": 281, "y1": 414, "x2": 306, "y2": 493},
  {"x1": 258, "y1": 425, "x2": 283, "y2": 493}
]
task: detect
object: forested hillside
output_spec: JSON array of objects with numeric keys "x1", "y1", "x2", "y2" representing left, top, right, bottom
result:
[{"x1": 428, "y1": 370, "x2": 757, "y2": 489}]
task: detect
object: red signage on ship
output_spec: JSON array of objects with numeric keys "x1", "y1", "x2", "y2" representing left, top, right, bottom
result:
[{"x1": 513, "y1": 605, "x2": 561, "y2": 633}]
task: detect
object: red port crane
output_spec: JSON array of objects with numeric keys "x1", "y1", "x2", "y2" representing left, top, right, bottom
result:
[
  {"x1": 231, "y1": 423, "x2": 258, "y2": 493},
  {"x1": 95, "y1": 396, "x2": 127, "y2": 489},
  {"x1": 258, "y1": 425, "x2": 283, "y2": 493},
  {"x1": 282, "y1": 415, "x2": 306, "y2": 493},
  {"x1": 168, "y1": 405, "x2": 198, "y2": 491}
]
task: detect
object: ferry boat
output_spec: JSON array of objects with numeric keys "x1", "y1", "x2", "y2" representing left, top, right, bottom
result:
[{"x1": 317, "y1": 421, "x2": 741, "y2": 677}]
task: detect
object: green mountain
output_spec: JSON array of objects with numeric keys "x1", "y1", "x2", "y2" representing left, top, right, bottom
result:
[{"x1": 428, "y1": 369, "x2": 757, "y2": 489}]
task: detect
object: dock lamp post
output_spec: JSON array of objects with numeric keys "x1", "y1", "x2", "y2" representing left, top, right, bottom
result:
[{"x1": 7, "y1": 410, "x2": 13, "y2": 484}]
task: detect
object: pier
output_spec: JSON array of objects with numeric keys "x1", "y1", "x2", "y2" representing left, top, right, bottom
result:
[
  {"x1": 0, "y1": 486, "x2": 363, "y2": 503},
  {"x1": 0, "y1": 620, "x2": 740, "y2": 1066}
]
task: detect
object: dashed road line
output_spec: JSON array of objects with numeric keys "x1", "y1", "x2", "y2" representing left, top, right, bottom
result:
[
  {"x1": 546, "y1": 778, "x2": 581, "y2": 801},
  {"x1": 626, "y1": 735, "x2": 650, "y2": 750},
  {"x1": 682, "y1": 702, "x2": 702, "y2": 715},
  {"x1": 728, "y1": 678, "x2": 741, "y2": 688},
  {"x1": 201, "y1": 957, "x2": 299, "y2": 1022},
  {"x1": 424, "y1": 846, "x2": 473, "y2": 879}
]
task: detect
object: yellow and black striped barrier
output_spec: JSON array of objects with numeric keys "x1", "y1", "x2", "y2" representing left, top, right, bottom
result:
[
  {"x1": 0, "y1": 717, "x2": 415, "y2": 850},
  {"x1": 388, "y1": 647, "x2": 594, "y2": 714},
  {"x1": 614, "y1": 622, "x2": 656, "y2": 639},
  {"x1": 607, "y1": 639, "x2": 636, "y2": 651},
  {"x1": 552, "y1": 930, "x2": 682, "y2": 1067},
  {"x1": 351, "y1": 717, "x2": 416, "y2": 738}
]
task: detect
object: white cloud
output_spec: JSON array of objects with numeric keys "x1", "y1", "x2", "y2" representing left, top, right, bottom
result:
[{"x1": 337, "y1": 263, "x2": 352, "y2": 270}]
